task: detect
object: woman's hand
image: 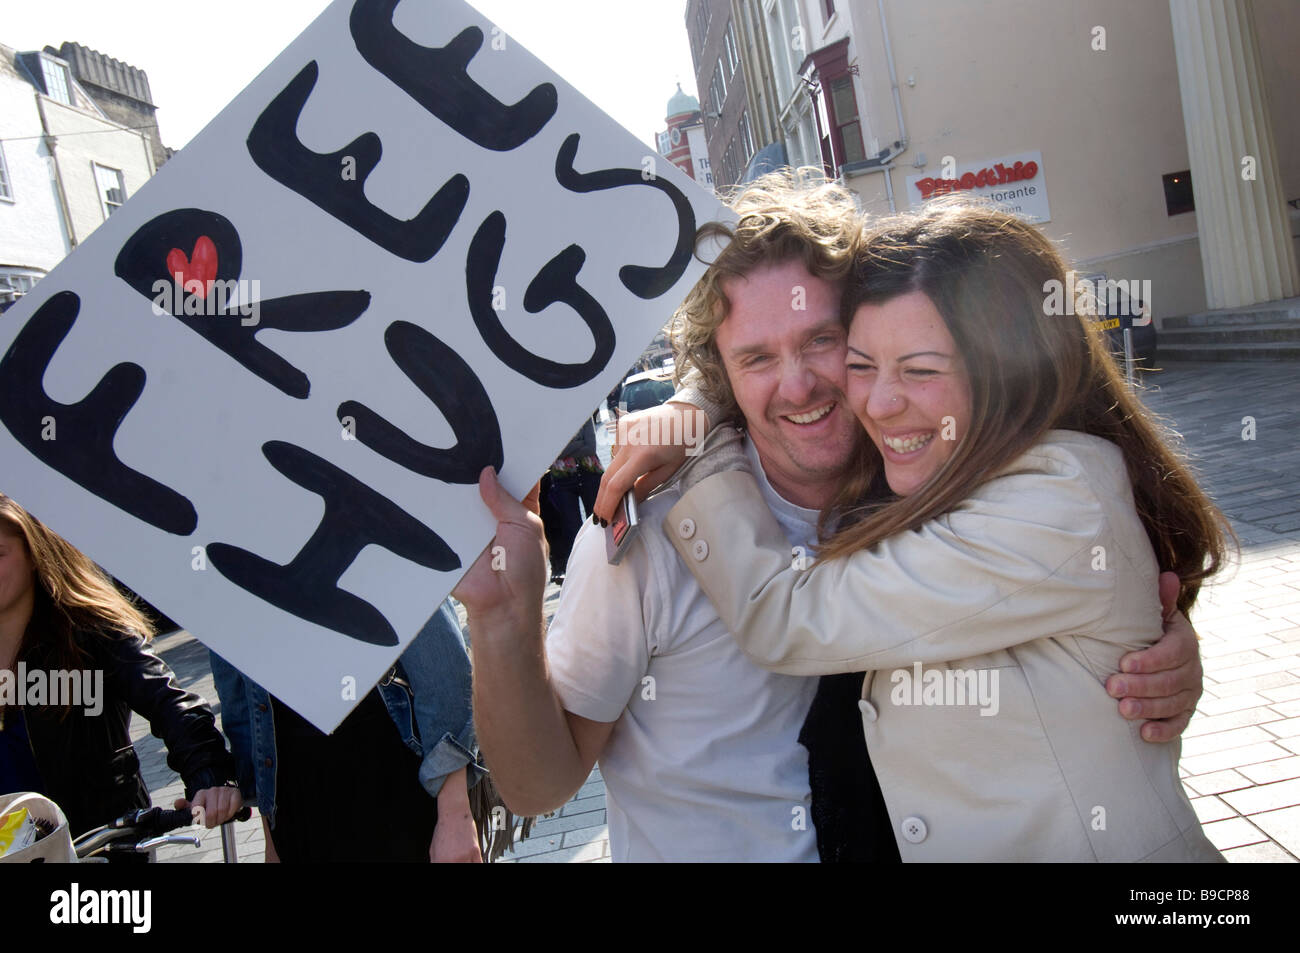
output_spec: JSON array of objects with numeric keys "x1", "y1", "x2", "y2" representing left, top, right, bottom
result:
[
  {"x1": 1107, "y1": 571, "x2": 1204, "y2": 742},
  {"x1": 593, "y1": 401, "x2": 708, "y2": 522},
  {"x1": 175, "y1": 785, "x2": 243, "y2": 828},
  {"x1": 431, "y1": 767, "x2": 483, "y2": 863}
]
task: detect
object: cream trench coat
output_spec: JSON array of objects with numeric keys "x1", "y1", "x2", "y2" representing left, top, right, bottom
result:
[{"x1": 665, "y1": 430, "x2": 1222, "y2": 862}]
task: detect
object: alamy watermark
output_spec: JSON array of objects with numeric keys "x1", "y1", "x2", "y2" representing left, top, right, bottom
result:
[
  {"x1": 1042, "y1": 271, "x2": 1151, "y2": 325},
  {"x1": 151, "y1": 276, "x2": 261, "y2": 326},
  {"x1": 49, "y1": 884, "x2": 151, "y2": 933},
  {"x1": 890, "y1": 662, "x2": 999, "y2": 716},
  {"x1": 616, "y1": 405, "x2": 708, "y2": 456},
  {"x1": 0, "y1": 664, "x2": 103, "y2": 716}
]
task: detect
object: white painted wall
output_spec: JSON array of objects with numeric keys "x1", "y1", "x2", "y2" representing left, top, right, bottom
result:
[
  {"x1": 39, "y1": 95, "x2": 155, "y2": 247},
  {"x1": 0, "y1": 69, "x2": 67, "y2": 272}
]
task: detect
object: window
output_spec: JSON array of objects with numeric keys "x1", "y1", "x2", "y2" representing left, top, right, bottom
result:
[
  {"x1": 829, "y1": 75, "x2": 866, "y2": 165},
  {"x1": 690, "y1": 1, "x2": 710, "y2": 67},
  {"x1": 0, "y1": 270, "x2": 42, "y2": 312},
  {"x1": 0, "y1": 143, "x2": 12, "y2": 202},
  {"x1": 800, "y1": 38, "x2": 865, "y2": 174},
  {"x1": 724, "y1": 20, "x2": 740, "y2": 77},
  {"x1": 710, "y1": 65, "x2": 727, "y2": 114},
  {"x1": 94, "y1": 164, "x2": 127, "y2": 218},
  {"x1": 738, "y1": 110, "x2": 756, "y2": 163},
  {"x1": 722, "y1": 138, "x2": 741, "y2": 186},
  {"x1": 1163, "y1": 170, "x2": 1194, "y2": 216},
  {"x1": 41, "y1": 56, "x2": 72, "y2": 106},
  {"x1": 823, "y1": 0, "x2": 837, "y2": 20},
  {"x1": 690, "y1": 1, "x2": 713, "y2": 68},
  {"x1": 621, "y1": 376, "x2": 676, "y2": 413},
  {"x1": 1, "y1": 273, "x2": 38, "y2": 295}
]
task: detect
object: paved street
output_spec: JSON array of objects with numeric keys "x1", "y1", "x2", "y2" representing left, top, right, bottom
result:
[
  {"x1": 1139, "y1": 361, "x2": 1300, "y2": 861},
  {"x1": 138, "y1": 361, "x2": 1300, "y2": 863}
]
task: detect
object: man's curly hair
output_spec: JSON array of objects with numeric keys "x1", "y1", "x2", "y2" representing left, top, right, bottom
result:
[{"x1": 669, "y1": 168, "x2": 861, "y2": 421}]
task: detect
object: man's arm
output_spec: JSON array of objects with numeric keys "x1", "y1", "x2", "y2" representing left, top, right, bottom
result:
[
  {"x1": 455, "y1": 468, "x2": 614, "y2": 817},
  {"x1": 1107, "y1": 571, "x2": 1204, "y2": 743}
]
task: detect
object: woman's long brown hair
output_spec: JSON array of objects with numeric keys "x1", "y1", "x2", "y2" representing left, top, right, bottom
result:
[
  {"x1": 0, "y1": 493, "x2": 156, "y2": 688},
  {"x1": 816, "y1": 198, "x2": 1233, "y2": 614}
]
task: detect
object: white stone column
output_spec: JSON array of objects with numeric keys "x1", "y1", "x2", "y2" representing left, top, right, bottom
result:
[{"x1": 1168, "y1": 0, "x2": 1298, "y2": 309}]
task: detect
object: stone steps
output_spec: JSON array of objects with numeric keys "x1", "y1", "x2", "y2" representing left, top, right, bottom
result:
[
  {"x1": 1158, "y1": 299, "x2": 1300, "y2": 360},
  {"x1": 1160, "y1": 322, "x2": 1300, "y2": 345},
  {"x1": 1162, "y1": 301, "x2": 1300, "y2": 329},
  {"x1": 1158, "y1": 341, "x2": 1300, "y2": 361}
]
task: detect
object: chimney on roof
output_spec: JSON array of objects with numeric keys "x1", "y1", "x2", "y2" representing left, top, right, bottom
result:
[
  {"x1": 50, "y1": 42, "x2": 169, "y2": 168},
  {"x1": 53, "y1": 42, "x2": 155, "y2": 106}
]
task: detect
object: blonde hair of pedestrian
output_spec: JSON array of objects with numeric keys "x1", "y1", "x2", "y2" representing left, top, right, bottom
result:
[{"x1": 0, "y1": 493, "x2": 155, "y2": 708}]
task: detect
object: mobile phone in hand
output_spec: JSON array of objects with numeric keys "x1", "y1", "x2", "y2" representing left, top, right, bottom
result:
[{"x1": 605, "y1": 491, "x2": 641, "y2": 565}]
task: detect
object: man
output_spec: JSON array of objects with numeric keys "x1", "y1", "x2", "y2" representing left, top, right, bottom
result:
[{"x1": 454, "y1": 172, "x2": 1202, "y2": 862}]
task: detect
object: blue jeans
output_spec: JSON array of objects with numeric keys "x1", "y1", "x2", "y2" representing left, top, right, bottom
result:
[{"x1": 210, "y1": 599, "x2": 482, "y2": 828}]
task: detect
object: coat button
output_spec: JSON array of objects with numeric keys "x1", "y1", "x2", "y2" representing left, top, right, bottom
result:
[
  {"x1": 901, "y1": 816, "x2": 928, "y2": 844},
  {"x1": 692, "y1": 539, "x2": 709, "y2": 561},
  {"x1": 264, "y1": 758, "x2": 273, "y2": 768},
  {"x1": 857, "y1": 699, "x2": 878, "y2": 723},
  {"x1": 677, "y1": 518, "x2": 696, "y2": 539},
  {"x1": 257, "y1": 703, "x2": 268, "y2": 712}
]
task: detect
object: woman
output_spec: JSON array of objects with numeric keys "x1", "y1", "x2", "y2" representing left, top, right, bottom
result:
[
  {"x1": 540, "y1": 419, "x2": 606, "y2": 585},
  {"x1": 0, "y1": 493, "x2": 241, "y2": 838},
  {"x1": 653, "y1": 199, "x2": 1230, "y2": 861}
]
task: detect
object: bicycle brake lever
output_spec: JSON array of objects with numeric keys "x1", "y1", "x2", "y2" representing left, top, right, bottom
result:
[{"x1": 135, "y1": 833, "x2": 202, "y2": 852}]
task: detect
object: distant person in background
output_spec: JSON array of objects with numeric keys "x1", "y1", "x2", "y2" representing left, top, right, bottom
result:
[
  {"x1": 539, "y1": 419, "x2": 605, "y2": 585},
  {"x1": 0, "y1": 493, "x2": 241, "y2": 839}
]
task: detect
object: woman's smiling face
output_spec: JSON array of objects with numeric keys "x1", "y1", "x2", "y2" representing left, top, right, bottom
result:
[{"x1": 845, "y1": 290, "x2": 972, "y2": 497}]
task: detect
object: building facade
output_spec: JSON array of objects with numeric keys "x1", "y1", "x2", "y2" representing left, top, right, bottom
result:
[
  {"x1": 691, "y1": 0, "x2": 1300, "y2": 319},
  {"x1": 0, "y1": 42, "x2": 160, "y2": 309},
  {"x1": 56, "y1": 43, "x2": 171, "y2": 170},
  {"x1": 657, "y1": 84, "x2": 714, "y2": 189},
  {"x1": 686, "y1": 0, "x2": 761, "y2": 189}
]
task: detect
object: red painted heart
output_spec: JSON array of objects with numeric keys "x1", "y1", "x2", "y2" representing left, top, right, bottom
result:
[{"x1": 166, "y1": 236, "x2": 218, "y2": 298}]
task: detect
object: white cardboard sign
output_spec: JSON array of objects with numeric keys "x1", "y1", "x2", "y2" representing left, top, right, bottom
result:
[{"x1": 0, "y1": 0, "x2": 726, "y2": 730}]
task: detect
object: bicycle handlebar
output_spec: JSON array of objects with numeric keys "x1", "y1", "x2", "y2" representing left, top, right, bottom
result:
[
  {"x1": 168, "y1": 805, "x2": 254, "y2": 828},
  {"x1": 73, "y1": 804, "x2": 253, "y2": 858}
]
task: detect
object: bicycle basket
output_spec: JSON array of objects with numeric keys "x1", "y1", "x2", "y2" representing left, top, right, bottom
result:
[{"x1": 0, "y1": 792, "x2": 76, "y2": 864}]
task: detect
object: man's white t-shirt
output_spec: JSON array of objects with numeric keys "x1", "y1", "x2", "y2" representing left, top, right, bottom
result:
[{"x1": 545, "y1": 440, "x2": 820, "y2": 862}]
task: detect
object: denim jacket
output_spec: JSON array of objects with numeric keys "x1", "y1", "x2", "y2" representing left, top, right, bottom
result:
[{"x1": 209, "y1": 599, "x2": 483, "y2": 827}]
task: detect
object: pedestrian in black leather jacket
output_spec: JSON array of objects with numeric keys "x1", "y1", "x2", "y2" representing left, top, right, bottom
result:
[{"x1": 0, "y1": 494, "x2": 239, "y2": 837}]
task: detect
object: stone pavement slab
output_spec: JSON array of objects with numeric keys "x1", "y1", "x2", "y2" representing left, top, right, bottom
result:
[{"x1": 1143, "y1": 362, "x2": 1300, "y2": 861}]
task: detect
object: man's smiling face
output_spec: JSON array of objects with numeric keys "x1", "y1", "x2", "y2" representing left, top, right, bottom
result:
[{"x1": 714, "y1": 258, "x2": 859, "y2": 509}]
